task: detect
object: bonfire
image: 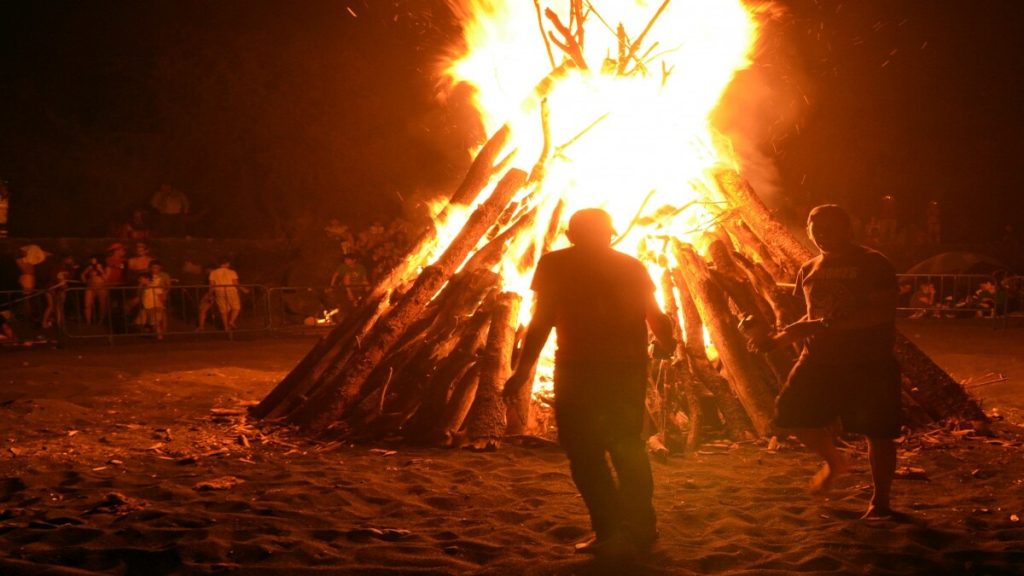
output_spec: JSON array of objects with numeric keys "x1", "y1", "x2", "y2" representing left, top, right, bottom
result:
[{"x1": 253, "y1": 0, "x2": 984, "y2": 449}]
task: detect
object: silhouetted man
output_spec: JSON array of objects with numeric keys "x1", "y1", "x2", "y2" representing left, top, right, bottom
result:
[
  {"x1": 751, "y1": 204, "x2": 900, "y2": 519},
  {"x1": 503, "y1": 208, "x2": 675, "y2": 556}
]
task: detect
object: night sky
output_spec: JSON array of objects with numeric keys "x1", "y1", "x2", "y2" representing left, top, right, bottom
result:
[{"x1": 2, "y1": 0, "x2": 1023, "y2": 243}]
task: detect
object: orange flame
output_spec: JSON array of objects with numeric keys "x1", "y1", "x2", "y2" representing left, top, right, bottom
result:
[{"x1": 438, "y1": 0, "x2": 762, "y2": 390}]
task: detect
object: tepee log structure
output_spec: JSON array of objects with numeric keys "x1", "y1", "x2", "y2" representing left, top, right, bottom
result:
[{"x1": 256, "y1": 151, "x2": 987, "y2": 447}]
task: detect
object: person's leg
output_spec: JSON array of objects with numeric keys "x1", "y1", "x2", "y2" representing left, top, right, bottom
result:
[
  {"x1": 791, "y1": 427, "x2": 848, "y2": 493},
  {"x1": 843, "y1": 358, "x2": 901, "y2": 518},
  {"x1": 43, "y1": 292, "x2": 54, "y2": 328},
  {"x1": 84, "y1": 289, "x2": 95, "y2": 324},
  {"x1": 776, "y1": 358, "x2": 847, "y2": 493},
  {"x1": 607, "y1": 435, "x2": 655, "y2": 544},
  {"x1": 554, "y1": 370, "x2": 619, "y2": 545},
  {"x1": 228, "y1": 304, "x2": 240, "y2": 329},
  {"x1": 565, "y1": 441, "x2": 620, "y2": 541},
  {"x1": 55, "y1": 292, "x2": 65, "y2": 329},
  {"x1": 604, "y1": 367, "x2": 656, "y2": 546},
  {"x1": 864, "y1": 436, "x2": 897, "y2": 517},
  {"x1": 215, "y1": 292, "x2": 230, "y2": 330},
  {"x1": 198, "y1": 303, "x2": 209, "y2": 330}
]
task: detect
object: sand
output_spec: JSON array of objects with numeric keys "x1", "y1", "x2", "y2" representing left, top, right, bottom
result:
[{"x1": 1, "y1": 334, "x2": 1023, "y2": 575}]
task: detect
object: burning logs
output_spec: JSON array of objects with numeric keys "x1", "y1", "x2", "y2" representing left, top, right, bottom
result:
[
  {"x1": 286, "y1": 169, "x2": 528, "y2": 432},
  {"x1": 713, "y1": 168, "x2": 812, "y2": 271},
  {"x1": 466, "y1": 291, "x2": 522, "y2": 447},
  {"x1": 674, "y1": 241, "x2": 776, "y2": 437},
  {"x1": 672, "y1": 268, "x2": 754, "y2": 441}
]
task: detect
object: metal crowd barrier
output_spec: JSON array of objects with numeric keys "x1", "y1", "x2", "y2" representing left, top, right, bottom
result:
[
  {"x1": 895, "y1": 274, "x2": 1023, "y2": 327},
  {"x1": 0, "y1": 282, "x2": 375, "y2": 345},
  {"x1": 1, "y1": 275, "x2": 1018, "y2": 346},
  {"x1": 56, "y1": 283, "x2": 272, "y2": 342}
]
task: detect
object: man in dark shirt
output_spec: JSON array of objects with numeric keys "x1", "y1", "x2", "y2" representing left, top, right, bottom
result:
[
  {"x1": 752, "y1": 204, "x2": 900, "y2": 519},
  {"x1": 503, "y1": 208, "x2": 675, "y2": 556}
]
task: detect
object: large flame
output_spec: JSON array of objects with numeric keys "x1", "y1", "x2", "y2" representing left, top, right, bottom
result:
[{"x1": 437, "y1": 0, "x2": 763, "y2": 391}]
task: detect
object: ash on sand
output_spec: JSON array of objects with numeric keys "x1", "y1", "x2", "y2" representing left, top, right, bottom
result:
[{"x1": 1, "y1": 336, "x2": 1023, "y2": 575}]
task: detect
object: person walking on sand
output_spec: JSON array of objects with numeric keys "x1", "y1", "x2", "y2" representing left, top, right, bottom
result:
[
  {"x1": 502, "y1": 208, "x2": 676, "y2": 557},
  {"x1": 750, "y1": 204, "x2": 900, "y2": 519}
]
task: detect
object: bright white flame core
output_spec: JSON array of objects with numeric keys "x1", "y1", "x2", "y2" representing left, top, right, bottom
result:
[{"x1": 439, "y1": 0, "x2": 760, "y2": 388}]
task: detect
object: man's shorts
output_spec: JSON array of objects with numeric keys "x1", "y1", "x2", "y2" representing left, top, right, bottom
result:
[
  {"x1": 213, "y1": 287, "x2": 241, "y2": 312},
  {"x1": 774, "y1": 354, "x2": 902, "y2": 438}
]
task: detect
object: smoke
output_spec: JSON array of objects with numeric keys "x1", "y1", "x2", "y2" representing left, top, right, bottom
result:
[{"x1": 712, "y1": 6, "x2": 816, "y2": 219}]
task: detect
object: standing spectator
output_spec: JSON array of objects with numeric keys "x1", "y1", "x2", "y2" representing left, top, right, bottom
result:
[
  {"x1": 118, "y1": 209, "x2": 152, "y2": 240},
  {"x1": 42, "y1": 255, "x2": 75, "y2": 330},
  {"x1": 196, "y1": 284, "x2": 216, "y2": 331},
  {"x1": 150, "y1": 184, "x2": 190, "y2": 236},
  {"x1": 908, "y1": 281, "x2": 937, "y2": 319},
  {"x1": 126, "y1": 243, "x2": 154, "y2": 285},
  {"x1": 15, "y1": 244, "x2": 47, "y2": 322},
  {"x1": 104, "y1": 243, "x2": 127, "y2": 287},
  {"x1": 330, "y1": 254, "x2": 369, "y2": 310},
  {"x1": 81, "y1": 255, "x2": 107, "y2": 325},
  {"x1": 104, "y1": 243, "x2": 128, "y2": 330},
  {"x1": 209, "y1": 258, "x2": 241, "y2": 330},
  {"x1": 149, "y1": 260, "x2": 172, "y2": 309}
]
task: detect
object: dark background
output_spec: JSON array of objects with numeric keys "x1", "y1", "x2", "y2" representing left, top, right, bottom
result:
[{"x1": 1, "y1": 0, "x2": 1022, "y2": 244}]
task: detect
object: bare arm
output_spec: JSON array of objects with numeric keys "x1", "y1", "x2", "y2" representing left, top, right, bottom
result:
[
  {"x1": 752, "y1": 287, "x2": 896, "y2": 353},
  {"x1": 644, "y1": 290, "x2": 676, "y2": 350},
  {"x1": 501, "y1": 294, "x2": 555, "y2": 401}
]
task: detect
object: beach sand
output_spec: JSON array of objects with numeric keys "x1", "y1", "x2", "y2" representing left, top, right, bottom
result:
[{"x1": 1, "y1": 334, "x2": 1023, "y2": 575}]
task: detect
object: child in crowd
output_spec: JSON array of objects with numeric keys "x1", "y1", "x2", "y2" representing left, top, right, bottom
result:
[{"x1": 136, "y1": 272, "x2": 166, "y2": 340}]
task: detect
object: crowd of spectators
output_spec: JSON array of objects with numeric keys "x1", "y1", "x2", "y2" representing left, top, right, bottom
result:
[
  {"x1": 0, "y1": 241, "x2": 247, "y2": 343},
  {"x1": 1, "y1": 196, "x2": 1018, "y2": 345},
  {"x1": 899, "y1": 271, "x2": 1021, "y2": 320}
]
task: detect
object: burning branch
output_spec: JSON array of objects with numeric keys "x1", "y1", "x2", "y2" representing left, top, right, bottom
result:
[
  {"x1": 544, "y1": 8, "x2": 588, "y2": 70},
  {"x1": 533, "y1": 0, "x2": 556, "y2": 70},
  {"x1": 617, "y1": 0, "x2": 672, "y2": 74}
]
